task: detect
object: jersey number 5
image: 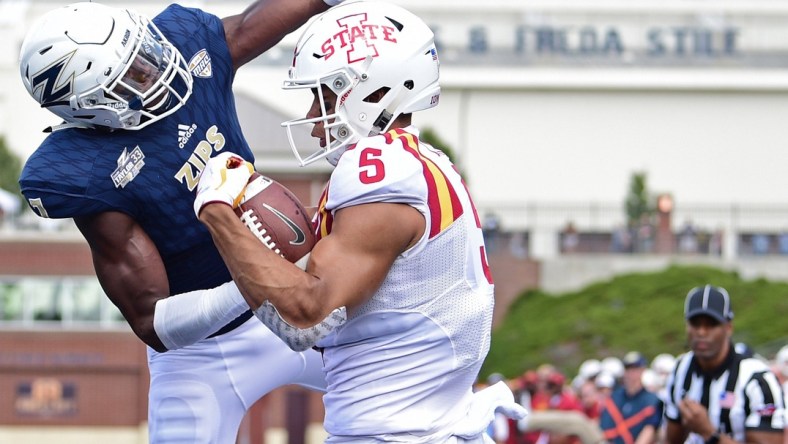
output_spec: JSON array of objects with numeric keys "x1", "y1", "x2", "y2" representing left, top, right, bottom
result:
[{"x1": 359, "y1": 148, "x2": 385, "y2": 184}]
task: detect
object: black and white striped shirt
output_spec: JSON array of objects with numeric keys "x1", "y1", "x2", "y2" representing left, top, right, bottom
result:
[{"x1": 665, "y1": 346, "x2": 785, "y2": 444}]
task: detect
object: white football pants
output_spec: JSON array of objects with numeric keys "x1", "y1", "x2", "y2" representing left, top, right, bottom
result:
[{"x1": 147, "y1": 317, "x2": 326, "y2": 443}]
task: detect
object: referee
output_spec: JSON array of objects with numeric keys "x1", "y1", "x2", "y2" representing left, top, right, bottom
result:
[{"x1": 664, "y1": 285, "x2": 786, "y2": 444}]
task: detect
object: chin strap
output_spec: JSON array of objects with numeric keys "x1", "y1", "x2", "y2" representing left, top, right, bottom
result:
[
  {"x1": 43, "y1": 121, "x2": 94, "y2": 133},
  {"x1": 371, "y1": 82, "x2": 410, "y2": 134}
]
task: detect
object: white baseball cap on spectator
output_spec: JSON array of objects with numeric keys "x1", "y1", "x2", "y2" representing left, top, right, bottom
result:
[
  {"x1": 651, "y1": 353, "x2": 676, "y2": 375},
  {"x1": 578, "y1": 359, "x2": 602, "y2": 380},
  {"x1": 602, "y1": 356, "x2": 624, "y2": 379},
  {"x1": 595, "y1": 371, "x2": 616, "y2": 389},
  {"x1": 641, "y1": 368, "x2": 660, "y2": 392},
  {"x1": 776, "y1": 345, "x2": 788, "y2": 378}
]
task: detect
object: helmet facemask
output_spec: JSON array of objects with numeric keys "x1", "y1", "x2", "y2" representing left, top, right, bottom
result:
[
  {"x1": 282, "y1": 67, "x2": 361, "y2": 167},
  {"x1": 77, "y1": 15, "x2": 192, "y2": 130}
]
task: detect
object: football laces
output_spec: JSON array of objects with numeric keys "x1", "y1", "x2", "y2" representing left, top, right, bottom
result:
[{"x1": 239, "y1": 209, "x2": 284, "y2": 258}]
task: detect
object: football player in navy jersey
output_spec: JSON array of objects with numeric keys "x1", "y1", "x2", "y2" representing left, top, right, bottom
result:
[{"x1": 18, "y1": 1, "x2": 341, "y2": 442}]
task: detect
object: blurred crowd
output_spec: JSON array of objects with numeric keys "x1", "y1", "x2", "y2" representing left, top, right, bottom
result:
[{"x1": 480, "y1": 343, "x2": 788, "y2": 444}]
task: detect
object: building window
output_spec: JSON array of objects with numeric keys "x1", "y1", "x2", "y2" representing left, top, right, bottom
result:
[{"x1": 0, "y1": 277, "x2": 125, "y2": 328}]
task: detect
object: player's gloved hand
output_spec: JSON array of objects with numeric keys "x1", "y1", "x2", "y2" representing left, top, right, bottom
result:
[
  {"x1": 194, "y1": 152, "x2": 254, "y2": 217},
  {"x1": 454, "y1": 381, "x2": 528, "y2": 439}
]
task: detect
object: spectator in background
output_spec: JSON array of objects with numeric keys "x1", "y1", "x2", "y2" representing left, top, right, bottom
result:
[
  {"x1": 641, "y1": 368, "x2": 661, "y2": 394},
  {"x1": 572, "y1": 359, "x2": 604, "y2": 422},
  {"x1": 778, "y1": 232, "x2": 788, "y2": 255},
  {"x1": 752, "y1": 233, "x2": 771, "y2": 255},
  {"x1": 580, "y1": 359, "x2": 603, "y2": 380},
  {"x1": 508, "y1": 370, "x2": 540, "y2": 444},
  {"x1": 599, "y1": 351, "x2": 663, "y2": 444},
  {"x1": 531, "y1": 366, "x2": 586, "y2": 444},
  {"x1": 578, "y1": 378, "x2": 604, "y2": 422},
  {"x1": 734, "y1": 342, "x2": 757, "y2": 359},
  {"x1": 636, "y1": 215, "x2": 655, "y2": 253},
  {"x1": 650, "y1": 350, "x2": 677, "y2": 440},
  {"x1": 664, "y1": 285, "x2": 785, "y2": 444},
  {"x1": 679, "y1": 220, "x2": 699, "y2": 254},
  {"x1": 602, "y1": 356, "x2": 626, "y2": 387},
  {"x1": 774, "y1": 346, "x2": 788, "y2": 444},
  {"x1": 517, "y1": 365, "x2": 604, "y2": 444},
  {"x1": 776, "y1": 345, "x2": 788, "y2": 394},
  {"x1": 611, "y1": 224, "x2": 633, "y2": 253},
  {"x1": 708, "y1": 228, "x2": 724, "y2": 257},
  {"x1": 509, "y1": 231, "x2": 529, "y2": 258},
  {"x1": 562, "y1": 221, "x2": 580, "y2": 254},
  {"x1": 596, "y1": 371, "x2": 617, "y2": 399},
  {"x1": 651, "y1": 353, "x2": 676, "y2": 392},
  {"x1": 530, "y1": 365, "x2": 583, "y2": 412},
  {"x1": 483, "y1": 211, "x2": 502, "y2": 253}
]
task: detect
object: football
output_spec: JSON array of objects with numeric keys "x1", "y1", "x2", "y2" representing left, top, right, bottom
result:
[{"x1": 234, "y1": 173, "x2": 315, "y2": 268}]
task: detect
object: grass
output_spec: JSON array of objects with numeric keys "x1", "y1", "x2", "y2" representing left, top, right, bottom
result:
[{"x1": 481, "y1": 265, "x2": 788, "y2": 379}]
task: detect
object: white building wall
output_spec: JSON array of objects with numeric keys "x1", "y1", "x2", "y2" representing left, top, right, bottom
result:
[{"x1": 4, "y1": 0, "x2": 788, "y2": 248}]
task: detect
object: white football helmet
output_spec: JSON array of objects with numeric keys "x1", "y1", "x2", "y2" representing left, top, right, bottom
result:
[
  {"x1": 281, "y1": 1, "x2": 440, "y2": 166},
  {"x1": 19, "y1": 2, "x2": 193, "y2": 131}
]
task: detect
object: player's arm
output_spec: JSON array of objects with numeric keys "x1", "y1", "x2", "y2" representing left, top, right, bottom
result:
[
  {"x1": 665, "y1": 419, "x2": 689, "y2": 444},
  {"x1": 75, "y1": 211, "x2": 170, "y2": 351},
  {"x1": 743, "y1": 430, "x2": 784, "y2": 444},
  {"x1": 75, "y1": 211, "x2": 249, "y2": 353},
  {"x1": 222, "y1": 0, "x2": 332, "y2": 70},
  {"x1": 199, "y1": 200, "x2": 424, "y2": 340}
]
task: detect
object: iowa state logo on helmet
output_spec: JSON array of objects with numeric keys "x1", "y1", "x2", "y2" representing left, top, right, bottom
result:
[
  {"x1": 321, "y1": 13, "x2": 401, "y2": 64},
  {"x1": 29, "y1": 51, "x2": 75, "y2": 106}
]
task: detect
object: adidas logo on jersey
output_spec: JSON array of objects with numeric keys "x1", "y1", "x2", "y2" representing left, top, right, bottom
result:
[{"x1": 178, "y1": 124, "x2": 197, "y2": 148}]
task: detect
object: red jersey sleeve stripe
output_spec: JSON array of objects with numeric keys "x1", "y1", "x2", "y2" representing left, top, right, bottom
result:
[
  {"x1": 389, "y1": 129, "x2": 464, "y2": 238},
  {"x1": 315, "y1": 184, "x2": 333, "y2": 241}
]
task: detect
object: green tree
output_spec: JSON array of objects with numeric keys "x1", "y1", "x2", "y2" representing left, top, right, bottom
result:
[
  {"x1": 0, "y1": 137, "x2": 23, "y2": 203},
  {"x1": 482, "y1": 265, "x2": 788, "y2": 379},
  {"x1": 625, "y1": 172, "x2": 653, "y2": 227},
  {"x1": 420, "y1": 127, "x2": 457, "y2": 164}
]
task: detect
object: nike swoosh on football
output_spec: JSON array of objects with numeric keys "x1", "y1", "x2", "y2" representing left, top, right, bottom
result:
[{"x1": 263, "y1": 203, "x2": 307, "y2": 245}]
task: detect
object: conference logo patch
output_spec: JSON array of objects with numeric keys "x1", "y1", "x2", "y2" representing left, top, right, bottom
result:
[{"x1": 188, "y1": 49, "x2": 213, "y2": 78}]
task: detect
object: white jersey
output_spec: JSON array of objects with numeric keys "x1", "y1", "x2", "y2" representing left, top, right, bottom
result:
[{"x1": 314, "y1": 126, "x2": 495, "y2": 442}]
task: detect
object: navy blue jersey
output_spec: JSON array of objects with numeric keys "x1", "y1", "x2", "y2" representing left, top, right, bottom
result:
[
  {"x1": 20, "y1": 5, "x2": 253, "y2": 295},
  {"x1": 599, "y1": 386, "x2": 663, "y2": 444}
]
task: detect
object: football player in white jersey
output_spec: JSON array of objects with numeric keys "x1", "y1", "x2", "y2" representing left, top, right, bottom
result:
[{"x1": 194, "y1": 1, "x2": 527, "y2": 442}]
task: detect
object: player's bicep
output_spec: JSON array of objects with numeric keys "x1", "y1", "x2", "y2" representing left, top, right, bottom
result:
[
  {"x1": 308, "y1": 202, "x2": 424, "y2": 311},
  {"x1": 75, "y1": 212, "x2": 169, "y2": 346}
]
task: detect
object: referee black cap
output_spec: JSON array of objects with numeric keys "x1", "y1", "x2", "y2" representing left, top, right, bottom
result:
[{"x1": 685, "y1": 284, "x2": 734, "y2": 323}]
